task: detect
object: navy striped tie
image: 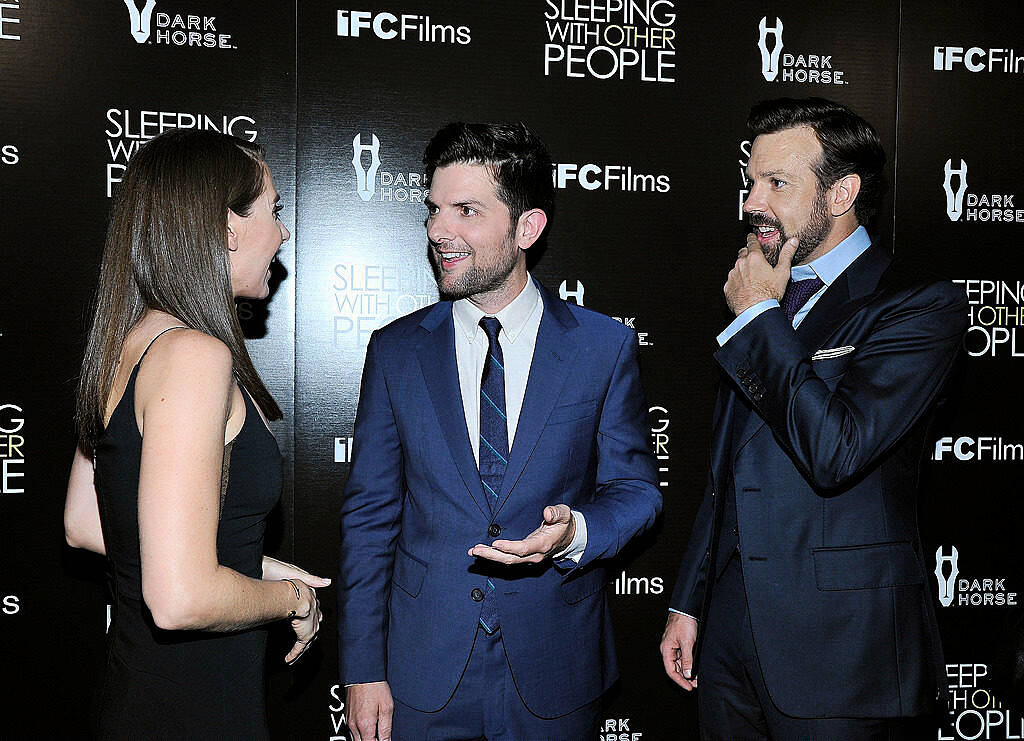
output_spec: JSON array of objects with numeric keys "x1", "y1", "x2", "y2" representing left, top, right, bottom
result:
[
  {"x1": 477, "y1": 316, "x2": 506, "y2": 634},
  {"x1": 478, "y1": 317, "x2": 508, "y2": 512}
]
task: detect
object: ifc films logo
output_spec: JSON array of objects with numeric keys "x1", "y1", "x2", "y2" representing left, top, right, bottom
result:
[
  {"x1": 337, "y1": 10, "x2": 470, "y2": 45},
  {"x1": 756, "y1": 16, "x2": 846, "y2": 85},
  {"x1": 935, "y1": 546, "x2": 1017, "y2": 608},
  {"x1": 351, "y1": 133, "x2": 427, "y2": 203},
  {"x1": 123, "y1": 0, "x2": 235, "y2": 48},
  {"x1": 943, "y1": 158, "x2": 1023, "y2": 223}
]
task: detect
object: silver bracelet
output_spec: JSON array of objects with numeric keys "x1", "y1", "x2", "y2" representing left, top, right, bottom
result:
[{"x1": 282, "y1": 578, "x2": 301, "y2": 618}]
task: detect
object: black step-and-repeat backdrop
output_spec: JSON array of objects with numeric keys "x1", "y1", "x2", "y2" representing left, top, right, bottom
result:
[{"x1": 2, "y1": 1, "x2": 1021, "y2": 738}]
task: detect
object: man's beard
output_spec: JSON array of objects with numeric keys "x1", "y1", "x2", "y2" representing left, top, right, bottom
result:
[
  {"x1": 749, "y1": 188, "x2": 831, "y2": 267},
  {"x1": 432, "y1": 224, "x2": 519, "y2": 301}
]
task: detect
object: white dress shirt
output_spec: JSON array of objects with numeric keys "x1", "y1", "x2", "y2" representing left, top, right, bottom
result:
[{"x1": 452, "y1": 275, "x2": 587, "y2": 562}]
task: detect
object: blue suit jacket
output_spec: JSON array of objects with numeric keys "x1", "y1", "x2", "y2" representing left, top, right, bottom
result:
[
  {"x1": 671, "y1": 245, "x2": 967, "y2": 718},
  {"x1": 338, "y1": 279, "x2": 661, "y2": 717}
]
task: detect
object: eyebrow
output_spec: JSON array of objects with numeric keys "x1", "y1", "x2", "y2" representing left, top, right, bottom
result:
[
  {"x1": 423, "y1": 197, "x2": 488, "y2": 209},
  {"x1": 747, "y1": 168, "x2": 796, "y2": 180}
]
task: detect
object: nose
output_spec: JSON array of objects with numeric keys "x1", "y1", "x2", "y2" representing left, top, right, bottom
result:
[
  {"x1": 427, "y1": 209, "x2": 453, "y2": 246},
  {"x1": 279, "y1": 220, "x2": 291, "y2": 243},
  {"x1": 742, "y1": 182, "x2": 766, "y2": 215}
]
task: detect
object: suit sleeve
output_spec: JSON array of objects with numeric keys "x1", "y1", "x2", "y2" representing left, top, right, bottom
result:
[
  {"x1": 574, "y1": 330, "x2": 662, "y2": 569},
  {"x1": 714, "y1": 280, "x2": 967, "y2": 490},
  {"x1": 337, "y1": 330, "x2": 404, "y2": 685},
  {"x1": 669, "y1": 471, "x2": 713, "y2": 616}
]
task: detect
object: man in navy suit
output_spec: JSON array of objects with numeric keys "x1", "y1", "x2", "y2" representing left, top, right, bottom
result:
[
  {"x1": 661, "y1": 98, "x2": 967, "y2": 738},
  {"x1": 340, "y1": 122, "x2": 662, "y2": 741}
]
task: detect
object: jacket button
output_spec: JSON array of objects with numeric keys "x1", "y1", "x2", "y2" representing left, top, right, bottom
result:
[
  {"x1": 488, "y1": 523, "x2": 501, "y2": 537},
  {"x1": 471, "y1": 588, "x2": 485, "y2": 602},
  {"x1": 737, "y1": 368, "x2": 749, "y2": 379}
]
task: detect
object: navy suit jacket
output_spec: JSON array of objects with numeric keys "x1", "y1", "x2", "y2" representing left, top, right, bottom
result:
[
  {"x1": 671, "y1": 245, "x2": 967, "y2": 718},
  {"x1": 338, "y1": 279, "x2": 661, "y2": 717}
]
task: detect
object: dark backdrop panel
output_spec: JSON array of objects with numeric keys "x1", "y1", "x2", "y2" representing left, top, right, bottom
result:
[
  {"x1": 898, "y1": 2, "x2": 1024, "y2": 737},
  {"x1": 0, "y1": 2, "x2": 1007, "y2": 739}
]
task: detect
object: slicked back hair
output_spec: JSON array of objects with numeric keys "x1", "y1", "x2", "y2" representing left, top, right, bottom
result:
[{"x1": 748, "y1": 97, "x2": 886, "y2": 225}]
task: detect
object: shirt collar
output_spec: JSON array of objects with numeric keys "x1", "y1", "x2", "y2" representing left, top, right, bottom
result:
[
  {"x1": 790, "y1": 225, "x2": 871, "y2": 284},
  {"x1": 452, "y1": 274, "x2": 541, "y2": 344}
]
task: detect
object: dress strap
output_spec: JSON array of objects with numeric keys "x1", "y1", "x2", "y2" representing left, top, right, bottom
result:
[{"x1": 137, "y1": 326, "x2": 189, "y2": 366}]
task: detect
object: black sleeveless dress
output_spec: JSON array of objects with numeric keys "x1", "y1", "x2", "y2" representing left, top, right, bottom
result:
[{"x1": 92, "y1": 331, "x2": 282, "y2": 739}]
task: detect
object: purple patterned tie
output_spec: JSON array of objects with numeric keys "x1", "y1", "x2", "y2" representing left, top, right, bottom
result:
[{"x1": 780, "y1": 276, "x2": 825, "y2": 322}]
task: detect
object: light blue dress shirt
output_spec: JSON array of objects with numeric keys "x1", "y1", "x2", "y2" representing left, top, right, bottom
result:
[{"x1": 717, "y1": 226, "x2": 873, "y2": 345}]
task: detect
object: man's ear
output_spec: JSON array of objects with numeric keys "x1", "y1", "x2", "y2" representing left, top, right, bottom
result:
[
  {"x1": 829, "y1": 174, "x2": 861, "y2": 218},
  {"x1": 516, "y1": 208, "x2": 548, "y2": 251}
]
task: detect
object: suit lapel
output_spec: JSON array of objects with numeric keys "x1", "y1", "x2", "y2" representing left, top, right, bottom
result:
[
  {"x1": 495, "y1": 281, "x2": 578, "y2": 513},
  {"x1": 416, "y1": 303, "x2": 490, "y2": 518},
  {"x1": 795, "y1": 244, "x2": 891, "y2": 353},
  {"x1": 730, "y1": 243, "x2": 892, "y2": 459}
]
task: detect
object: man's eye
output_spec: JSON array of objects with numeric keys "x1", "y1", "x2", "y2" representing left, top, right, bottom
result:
[
  {"x1": 771, "y1": 178, "x2": 786, "y2": 188},
  {"x1": 460, "y1": 206, "x2": 476, "y2": 216}
]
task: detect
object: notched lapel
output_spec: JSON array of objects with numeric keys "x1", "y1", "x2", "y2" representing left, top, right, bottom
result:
[
  {"x1": 416, "y1": 306, "x2": 490, "y2": 517},
  {"x1": 495, "y1": 286, "x2": 579, "y2": 513},
  {"x1": 796, "y1": 244, "x2": 891, "y2": 354}
]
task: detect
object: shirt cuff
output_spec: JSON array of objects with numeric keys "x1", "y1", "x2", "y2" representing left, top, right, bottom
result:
[
  {"x1": 552, "y1": 509, "x2": 587, "y2": 563},
  {"x1": 716, "y1": 299, "x2": 779, "y2": 346},
  {"x1": 668, "y1": 608, "x2": 699, "y2": 622}
]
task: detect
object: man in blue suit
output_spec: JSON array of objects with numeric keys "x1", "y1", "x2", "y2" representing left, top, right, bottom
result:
[
  {"x1": 340, "y1": 122, "x2": 662, "y2": 741},
  {"x1": 661, "y1": 98, "x2": 967, "y2": 738}
]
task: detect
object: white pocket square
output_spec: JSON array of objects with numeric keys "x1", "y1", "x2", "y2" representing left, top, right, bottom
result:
[{"x1": 812, "y1": 345, "x2": 855, "y2": 361}]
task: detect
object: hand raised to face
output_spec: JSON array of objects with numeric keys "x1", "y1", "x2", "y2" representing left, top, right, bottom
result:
[{"x1": 724, "y1": 233, "x2": 799, "y2": 317}]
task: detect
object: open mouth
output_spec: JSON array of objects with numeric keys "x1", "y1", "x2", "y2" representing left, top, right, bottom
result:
[
  {"x1": 438, "y1": 249, "x2": 471, "y2": 267},
  {"x1": 753, "y1": 224, "x2": 780, "y2": 244}
]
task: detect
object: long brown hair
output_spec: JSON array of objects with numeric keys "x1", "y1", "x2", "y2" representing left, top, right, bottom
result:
[{"x1": 76, "y1": 128, "x2": 282, "y2": 453}]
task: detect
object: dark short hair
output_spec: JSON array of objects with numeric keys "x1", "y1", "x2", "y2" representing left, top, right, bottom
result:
[
  {"x1": 748, "y1": 97, "x2": 886, "y2": 224},
  {"x1": 423, "y1": 122, "x2": 555, "y2": 224}
]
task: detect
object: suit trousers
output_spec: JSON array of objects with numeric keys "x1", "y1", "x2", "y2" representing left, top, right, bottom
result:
[
  {"x1": 392, "y1": 626, "x2": 601, "y2": 741},
  {"x1": 698, "y1": 554, "x2": 932, "y2": 740}
]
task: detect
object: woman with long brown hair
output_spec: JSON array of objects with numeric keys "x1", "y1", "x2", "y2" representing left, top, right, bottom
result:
[{"x1": 64, "y1": 128, "x2": 326, "y2": 739}]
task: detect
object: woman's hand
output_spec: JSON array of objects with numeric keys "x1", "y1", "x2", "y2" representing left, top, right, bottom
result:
[
  {"x1": 284, "y1": 579, "x2": 322, "y2": 665},
  {"x1": 262, "y1": 555, "x2": 332, "y2": 588},
  {"x1": 264, "y1": 558, "x2": 329, "y2": 664}
]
